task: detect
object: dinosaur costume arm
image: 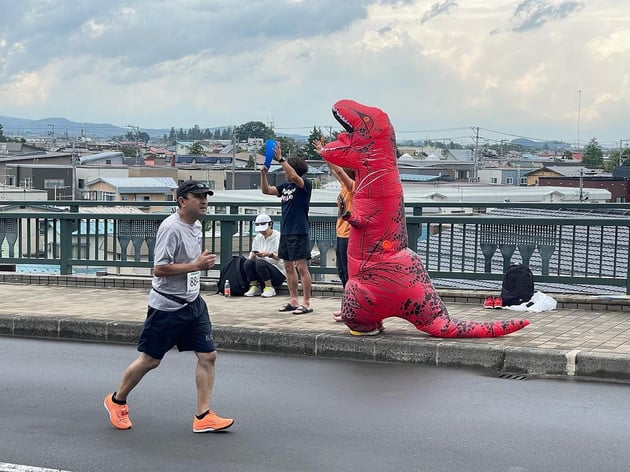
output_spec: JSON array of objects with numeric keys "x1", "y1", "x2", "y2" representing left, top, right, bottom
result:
[{"x1": 320, "y1": 133, "x2": 361, "y2": 169}]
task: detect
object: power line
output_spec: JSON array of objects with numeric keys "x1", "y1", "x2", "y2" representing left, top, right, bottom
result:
[{"x1": 396, "y1": 126, "x2": 471, "y2": 134}]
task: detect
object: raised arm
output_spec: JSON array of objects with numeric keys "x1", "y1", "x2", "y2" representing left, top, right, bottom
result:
[
  {"x1": 274, "y1": 143, "x2": 306, "y2": 189},
  {"x1": 261, "y1": 165, "x2": 279, "y2": 196},
  {"x1": 329, "y1": 162, "x2": 354, "y2": 192}
]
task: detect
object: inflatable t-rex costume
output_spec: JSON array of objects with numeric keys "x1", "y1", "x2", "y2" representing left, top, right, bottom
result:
[{"x1": 320, "y1": 99, "x2": 529, "y2": 337}]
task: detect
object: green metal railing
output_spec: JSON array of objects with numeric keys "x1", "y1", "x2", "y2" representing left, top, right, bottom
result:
[{"x1": 1, "y1": 200, "x2": 629, "y2": 294}]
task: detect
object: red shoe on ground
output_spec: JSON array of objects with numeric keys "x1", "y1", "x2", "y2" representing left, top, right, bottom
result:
[
  {"x1": 493, "y1": 296, "x2": 503, "y2": 308},
  {"x1": 483, "y1": 296, "x2": 495, "y2": 309}
]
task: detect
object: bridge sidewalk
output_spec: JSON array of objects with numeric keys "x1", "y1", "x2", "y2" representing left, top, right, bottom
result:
[{"x1": 1, "y1": 275, "x2": 630, "y2": 382}]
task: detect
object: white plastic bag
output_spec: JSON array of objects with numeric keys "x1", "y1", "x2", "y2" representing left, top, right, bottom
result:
[{"x1": 504, "y1": 291, "x2": 557, "y2": 313}]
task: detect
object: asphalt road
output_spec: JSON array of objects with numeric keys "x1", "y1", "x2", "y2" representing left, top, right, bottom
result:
[{"x1": 1, "y1": 338, "x2": 629, "y2": 472}]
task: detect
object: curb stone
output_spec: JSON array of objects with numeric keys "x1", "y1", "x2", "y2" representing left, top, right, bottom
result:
[{"x1": 2, "y1": 315, "x2": 629, "y2": 382}]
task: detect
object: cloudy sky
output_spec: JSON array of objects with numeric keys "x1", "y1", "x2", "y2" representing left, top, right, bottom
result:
[{"x1": 1, "y1": 0, "x2": 628, "y2": 147}]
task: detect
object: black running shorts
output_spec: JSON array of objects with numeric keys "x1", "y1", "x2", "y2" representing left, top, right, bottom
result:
[{"x1": 137, "y1": 296, "x2": 215, "y2": 359}]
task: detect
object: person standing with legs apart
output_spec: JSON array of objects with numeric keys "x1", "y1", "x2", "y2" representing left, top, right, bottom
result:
[
  {"x1": 261, "y1": 143, "x2": 314, "y2": 315},
  {"x1": 243, "y1": 213, "x2": 286, "y2": 298},
  {"x1": 104, "y1": 180, "x2": 234, "y2": 433}
]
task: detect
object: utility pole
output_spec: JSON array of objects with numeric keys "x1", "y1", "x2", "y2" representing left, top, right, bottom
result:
[
  {"x1": 471, "y1": 126, "x2": 480, "y2": 182},
  {"x1": 71, "y1": 139, "x2": 78, "y2": 200},
  {"x1": 126, "y1": 124, "x2": 140, "y2": 165},
  {"x1": 620, "y1": 139, "x2": 629, "y2": 166},
  {"x1": 231, "y1": 126, "x2": 236, "y2": 190},
  {"x1": 47, "y1": 123, "x2": 56, "y2": 151}
]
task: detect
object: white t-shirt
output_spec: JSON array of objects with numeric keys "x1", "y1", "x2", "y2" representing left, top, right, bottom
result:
[
  {"x1": 148, "y1": 212, "x2": 202, "y2": 310},
  {"x1": 250, "y1": 229, "x2": 285, "y2": 276}
]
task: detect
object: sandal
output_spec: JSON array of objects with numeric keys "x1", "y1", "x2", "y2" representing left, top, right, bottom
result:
[
  {"x1": 278, "y1": 303, "x2": 298, "y2": 312},
  {"x1": 293, "y1": 305, "x2": 314, "y2": 315}
]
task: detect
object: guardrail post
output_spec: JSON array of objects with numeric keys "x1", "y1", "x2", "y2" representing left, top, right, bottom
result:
[
  {"x1": 499, "y1": 244, "x2": 516, "y2": 273},
  {"x1": 309, "y1": 220, "x2": 337, "y2": 281},
  {"x1": 518, "y1": 244, "x2": 535, "y2": 266},
  {"x1": 538, "y1": 245, "x2": 555, "y2": 276},
  {"x1": 59, "y1": 217, "x2": 74, "y2": 275},
  {"x1": 220, "y1": 220, "x2": 236, "y2": 265},
  {"x1": 0, "y1": 218, "x2": 18, "y2": 257},
  {"x1": 406, "y1": 219, "x2": 421, "y2": 253}
]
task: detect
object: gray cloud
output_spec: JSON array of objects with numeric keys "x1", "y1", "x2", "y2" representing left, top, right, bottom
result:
[
  {"x1": 0, "y1": 0, "x2": 370, "y2": 81},
  {"x1": 512, "y1": 0, "x2": 584, "y2": 32},
  {"x1": 420, "y1": 0, "x2": 458, "y2": 25}
]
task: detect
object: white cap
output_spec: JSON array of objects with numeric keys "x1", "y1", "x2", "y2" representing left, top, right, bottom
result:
[{"x1": 254, "y1": 214, "x2": 272, "y2": 232}]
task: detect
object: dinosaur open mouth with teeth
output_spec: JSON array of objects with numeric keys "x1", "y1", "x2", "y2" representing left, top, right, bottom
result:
[{"x1": 332, "y1": 107, "x2": 353, "y2": 133}]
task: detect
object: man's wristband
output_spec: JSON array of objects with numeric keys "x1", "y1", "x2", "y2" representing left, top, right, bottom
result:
[{"x1": 277, "y1": 158, "x2": 285, "y2": 163}]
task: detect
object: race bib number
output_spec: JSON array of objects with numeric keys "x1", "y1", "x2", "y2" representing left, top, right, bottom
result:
[{"x1": 187, "y1": 271, "x2": 201, "y2": 295}]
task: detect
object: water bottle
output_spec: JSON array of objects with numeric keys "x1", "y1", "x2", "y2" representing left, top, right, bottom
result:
[{"x1": 224, "y1": 280, "x2": 231, "y2": 298}]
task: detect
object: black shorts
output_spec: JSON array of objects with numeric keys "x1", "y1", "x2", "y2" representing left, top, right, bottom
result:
[
  {"x1": 278, "y1": 234, "x2": 311, "y2": 261},
  {"x1": 137, "y1": 296, "x2": 215, "y2": 360}
]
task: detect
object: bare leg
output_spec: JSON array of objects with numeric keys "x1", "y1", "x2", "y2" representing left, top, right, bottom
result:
[
  {"x1": 115, "y1": 353, "x2": 161, "y2": 401},
  {"x1": 283, "y1": 260, "x2": 299, "y2": 307},
  {"x1": 295, "y1": 259, "x2": 311, "y2": 307},
  {"x1": 195, "y1": 351, "x2": 217, "y2": 415}
]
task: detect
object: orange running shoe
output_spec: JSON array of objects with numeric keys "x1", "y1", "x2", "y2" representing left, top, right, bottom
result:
[
  {"x1": 104, "y1": 393, "x2": 132, "y2": 430},
  {"x1": 193, "y1": 410, "x2": 234, "y2": 433}
]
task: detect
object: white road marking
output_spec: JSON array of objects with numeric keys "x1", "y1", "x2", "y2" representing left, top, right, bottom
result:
[{"x1": 0, "y1": 463, "x2": 73, "y2": 472}]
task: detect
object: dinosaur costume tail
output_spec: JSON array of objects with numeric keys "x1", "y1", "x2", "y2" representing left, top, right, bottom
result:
[{"x1": 421, "y1": 317, "x2": 530, "y2": 338}]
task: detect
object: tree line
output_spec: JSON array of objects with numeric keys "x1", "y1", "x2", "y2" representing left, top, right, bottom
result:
[
  {"x1": 0, "y1": 124, "x2": 25, "y2": 143},
  {"x1": 161, "y1": 121, "x2": 329, "y2": 161}
]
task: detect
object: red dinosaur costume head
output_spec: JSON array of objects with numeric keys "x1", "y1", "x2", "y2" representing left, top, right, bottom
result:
[{"x1": 321, "y1": 99, "x2": 529, "y2": 337}]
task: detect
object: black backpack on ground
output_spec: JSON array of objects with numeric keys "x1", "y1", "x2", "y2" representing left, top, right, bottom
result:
[
  {"x1": 217, "y1": 255, "x2": 248, "y2": 296},
  {"x1": 501, "y1": 264, "x2": 535, "y2": 306}
]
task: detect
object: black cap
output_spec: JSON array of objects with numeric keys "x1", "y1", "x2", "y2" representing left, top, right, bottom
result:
[{"x1": 176, "y1": 180, "x2": 214, "y2": 199}]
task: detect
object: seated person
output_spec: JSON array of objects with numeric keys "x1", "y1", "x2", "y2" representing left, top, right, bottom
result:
[{"x1": 243, "y1": 214, "x2": 286, "y2": 298}]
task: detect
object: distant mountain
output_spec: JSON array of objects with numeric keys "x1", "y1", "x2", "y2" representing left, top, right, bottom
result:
[
  {"x1": 0, "y1": 115, "x2": 313, "y2": 142},
  {"x1": 0, "y1": 115, "x2": 169, "y2": 139},
  {"x1": 511, "y1": 138, "x2": 569, "y2": 150}
]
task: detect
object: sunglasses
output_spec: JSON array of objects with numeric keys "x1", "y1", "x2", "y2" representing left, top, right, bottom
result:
[
  {"x1": 186, "y1": 184, "x2": 210, "y2": 193},
  {"x1": 178, "y1": 182, "x2": 213, "y2": 198},
  {"x1": 188, "y1": 183, "x2": 211, "y2": 192}
]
